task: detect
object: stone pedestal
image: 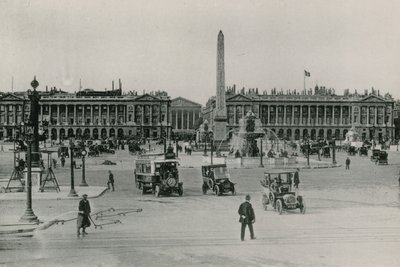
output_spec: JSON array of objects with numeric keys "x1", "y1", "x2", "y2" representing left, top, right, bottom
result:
[{"x1": 25, "y1": 167, "x2": 42, "y2": 192}]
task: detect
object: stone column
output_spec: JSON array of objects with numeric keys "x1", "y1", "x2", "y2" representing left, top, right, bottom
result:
[
  {"x1": 299, "y1": 106, "x2": 303, "y2": 125},
  {"x1": 98, "y1": 105, "x2": 102, "y2": 125},
  {"x1": 4, "y1": 105, "x2": 8, "y2": 125},
  {"x1": 40, "y1": 105, "x2": 43, "y2": 122},
  {"x1": 82, "y1": 105, "x2": 85, "y2": 125},
  {"x1": 283, "y1": 105, "x2": 287, "y2": 125},
  {"x1": 340, "y1": 106, "x2": 343, "y2": 125},
  {"x1": 57, "y1": 105, "x2": 60, "y2": 125},
  {"x1": 90, "y1": 105, "x2": 94, "y2": 125},
  {"x1": 107, "y1": 105, "x2": 110, "y2": 125},
  {"x1": 324, "y1": 106, "x2": 327, "y2": 125},
  {"x1": 132, "y1": 105, "x2": 135, "y2": 123},
  {"x1": 187, "y1": 111, "x2": 190, "y2": 129},
  {"x1": 308, "y1": 105, "x2": 311, "y2": 125},
  {"x1": 233, "y1": 105, "x2": 237, "y2": 125},
  {"x1": 115, "y1": 104, "x2": 118, "y2": 124},
  {"x1": 141, "y1": 105, "x2": 144, "y2": 125},
  {"x1": 375, "y1": 106, "x2": 378, "y2": 125},
  {"x1": 74, "y1": 105, "x2": 77, "y2": 125},
  {"x1": 367, "y1": 106, "x2": 369, "y2": 125},
  {"x1": 291, "y1": 105, "x2": 294, "y2": 125},
  {"x1": 275, "y1": 106, "x2": 278, "y2": 125},
  {"x1": 175, "y1": 109, "x2": 178, "y2": 129},
  {"x1": 316, "y1": 105, "x2": 319, "y2": 125},
  {"x1": 181, "y1": 109, "x2": 184, "y2": 129},
  {"x1": 149, "y1": 105, "x2": 153, "y2": 126}
]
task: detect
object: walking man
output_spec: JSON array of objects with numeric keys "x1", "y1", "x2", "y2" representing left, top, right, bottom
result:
[
  {"x1": 107, "y1": 170, "x2": 115, "y2": 191},
  {"x1": 77, "y1": 194, "x2": 91, "y2": 237},
  {"x1": 238, "y1": 194, "x2": 256, "y2": 241},
  {"x1": 345, "y1": 157, "x2": 351, "y2": 170},
  {"x1": 294, "y1": 168, "x2": 300, "y2": 189}
]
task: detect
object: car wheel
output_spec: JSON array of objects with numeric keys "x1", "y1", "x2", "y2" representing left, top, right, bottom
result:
[
  {"x1": 178, "y1": 185, "x2": 183, "y2": 196},
  {"x1": 269, "y1": 192, "x2": 275, "y2": 209},
  {"x1": 155, "y1": 185, "x2": 160, "y2": 197},
  {"x1": 276, "y1": 199, "x2": 283, "y2": 215},
  {"x1": 231, "y1": 186, "x2": 236, "y2": 196},
  {"x1": 202, "y1": 183, "x2": 207, "y2": 194},
  {"x1": 300, "y1": 201, "x2": 306, "y2": 214},
  {"x1": 214, "y1": 186, "x2": 220, "y2": 196}
]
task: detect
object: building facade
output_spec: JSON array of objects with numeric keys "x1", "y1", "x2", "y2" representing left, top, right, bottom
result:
[
  {"x1": 171, "y1": 97, "x2": 202, "y2": 137},
  {"x1": 0, "y1": 89, "x2": 172, "y2": 141},
  {"x1": 203, "y1": 86, "x2": 395, "y2": 142}
]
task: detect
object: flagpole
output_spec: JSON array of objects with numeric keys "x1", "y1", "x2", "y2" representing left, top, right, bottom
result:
[{"x1": 304, "y1": 71, "x2": 306, "y2": 92}]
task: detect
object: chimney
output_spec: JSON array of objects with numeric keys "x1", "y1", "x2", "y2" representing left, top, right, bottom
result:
[
  {"x1": 119, "y1": 79, "x2": 122, "y2": 90},
  {"x1": 112, "y1": 80, "x2": 114, "y2": 91},
  {"x1": 46, "y1": 85, "x2": 48, "y2": 92}
]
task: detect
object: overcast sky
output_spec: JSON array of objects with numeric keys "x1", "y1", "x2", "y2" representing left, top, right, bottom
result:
[{"x1": 1, "y1": 0, "x2": 399, "y2": 105}]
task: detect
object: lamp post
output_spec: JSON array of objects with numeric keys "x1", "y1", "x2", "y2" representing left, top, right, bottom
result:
[
  {"x1": 28, "y1": 77, "x2": 41, "y2": 168},
  {"x1": 20, "y1": 123, "x2": 39, "y2": 223},
  {"x1": 80, "y1": 149, "x2": 88, "y2": 186},
  {"x1": 209, "y1": 132, "x2": 214, "y2": 165},
  {"x1": 203, "y1": 120, "x2": 209, "y2": 156},
  {"x1": 331, "y1": 138, "x2": 337, "y2": 165},
  {"x1": 68, "y1": 139, "x2": 78, "y2": 196},
  {"x1": 259, "y1": 138, "x2": 264, "y2": 168},
  {"x1": 304, "y1": 135, "x2": 310, "y2": 167}
]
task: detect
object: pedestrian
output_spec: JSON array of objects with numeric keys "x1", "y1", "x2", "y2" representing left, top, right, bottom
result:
[
  {"x1": 77, "y1": 194, "x2": 91, "y2": 237},
  {"x1": 345, "y1": 157, "x2": 351, "y2": 170},
  {"x1": 294, "y1": 169, "x2": 300, "y2": 189},
  {"x1": 61, "y1": 156, "x2": 66, "y2": 167},
  {"x1": 238, "y1": 194, "x2": 256, "y2": 241},
  {"x1": 107, "y1": 170, "x2": 115, "y2": 191}
]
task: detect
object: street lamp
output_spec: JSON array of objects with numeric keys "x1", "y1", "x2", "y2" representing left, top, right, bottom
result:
[
  {"x1": 80, "y1": 149, "x2": 88, "y2": 186},
  {"x1": 68, "y1": 139, "x2": 78, "y2": 196},
  {"x1": 20, "y1": 122, "x2": 39, "y2": 223},
  {"x1": 203, "y1": 120, "x2": 209, "y2": 156},
  {"x1": 331, "y1": 138, "x2": 337, "y2": 165},
  {"x1": 259, "y1": 137, "x2": 264, "y2": 168}
]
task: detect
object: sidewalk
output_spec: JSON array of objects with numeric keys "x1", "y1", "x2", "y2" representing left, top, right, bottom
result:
[{"x1": 0, "y1": 186, "x2": 107, "y2": 235}]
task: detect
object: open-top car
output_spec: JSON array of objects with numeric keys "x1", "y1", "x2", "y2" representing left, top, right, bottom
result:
[
  {"x1": 377, "y1": 151, "x2": 388, "y2": 165},
  {"x1": 359, "y1": 146, "x2": 368, "y2": 156},
  {"x1": 322, "y1": 146, "x2": 330, "y2": 158},
  {"x1": 260, "y1": 169, "x2": 305, "y2": 214},
  {"x1": 134, "y1": 153, "x2": 183, "y2": 197},
  {"x1": 201, "y1": 164, "x2": 235, "y2": 196},
  {"x1": 347, "y1": 146, "x2": 357, "y2": 156},
  {"x1": 371, "y1": 149, "x2": 380, "y2": 162}
]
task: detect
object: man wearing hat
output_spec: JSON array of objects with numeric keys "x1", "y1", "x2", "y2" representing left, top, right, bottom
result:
[
  {"x1": 77, "y1": 194, "x2": 91, "y2": 236},
  {"x1": 238, "y1": 194, "x2": 256, "y2": 241}
]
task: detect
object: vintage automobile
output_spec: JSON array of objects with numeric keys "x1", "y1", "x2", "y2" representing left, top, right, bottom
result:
[
  {"x1": 134, "y1": 153, "x2": 183, "y2": 197},
  {"x1": 260, "y1": 169, "x2": 305, "y2": 214},
  {"x1": 201, "y1": 164, "x2": 235, "y2": 196},
  {"x1": 347, "y1": 146, "x2": 357, "y2": 156},
  {"x1": 359, "y1": 146, "x2": 368, "y2": 156},
  {"x1": 377, "y1": 151, "x2": 388, "y2": 165},
  {"x1": 322, "y1": 146, "x2": 330, "y2": 158},
  {"x1": 371, "y1": 149, "x2": 380, "y2": 162},
  {"x1": 58, "y1": 146, "x2": 70, "y2": 158}
]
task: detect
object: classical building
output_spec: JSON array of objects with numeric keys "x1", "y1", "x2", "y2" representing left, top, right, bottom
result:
[
  {"x1": 171, "y1": 97, "x2": 202, "y2": 137},
  {"x1": 0, "y1": 86, "x2": 172, "y2": 140},
  {"x1": 203, "y1": 85, "x2": 395, "y2": 142}
]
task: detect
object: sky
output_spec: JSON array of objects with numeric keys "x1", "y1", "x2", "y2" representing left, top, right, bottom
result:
[{"x1": 1, "y1": 0, "x2": 400, "y2": 105}]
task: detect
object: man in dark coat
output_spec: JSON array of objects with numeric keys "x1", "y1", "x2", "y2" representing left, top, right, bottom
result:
[
  {"x1": 345, "y1": 157, "x2": 351, "y2": 170},
  {"x1": 294, "y1": 169, "x2": 300, "y2": 189},
  {"x1": 107, "y1": 170, "x2": 115, "y2": 191},
  {"x1": 77, "y1": 194, "x2": 91, "y2": 236},
  {"x1": 238, "y1": 194, "x2": 255, "y2": 241}
]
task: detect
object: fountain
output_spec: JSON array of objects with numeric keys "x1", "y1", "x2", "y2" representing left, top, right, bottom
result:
[{"x1": 230, "y1": 111, "x2": 265, "y2": 157}]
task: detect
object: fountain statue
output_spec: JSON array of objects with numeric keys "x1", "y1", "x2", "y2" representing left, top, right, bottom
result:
[{"x1": 230, "y1": 111, "x2": 265, "y2": 157}]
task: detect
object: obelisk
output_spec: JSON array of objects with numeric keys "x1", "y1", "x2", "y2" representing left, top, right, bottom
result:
[{"x1": 213, "y1": 30, "x2": 227, "y2": 142}]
